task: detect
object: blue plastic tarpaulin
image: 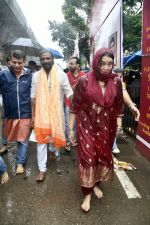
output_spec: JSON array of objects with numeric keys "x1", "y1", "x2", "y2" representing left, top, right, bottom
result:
[
  {"x1": 123, "y1": 55, "x2": 131, "y2": 65},
  {"x1": 123, "y1": 50, "x2": 142, "y2": 68}
]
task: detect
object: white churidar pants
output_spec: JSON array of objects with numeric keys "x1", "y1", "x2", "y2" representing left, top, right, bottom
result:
[
  {"x1": 37, "y1": 143, "x2": 60, "y2": 172},
  {"x1": 37, "y1": 144, "x2": 47, "y2": 172}
]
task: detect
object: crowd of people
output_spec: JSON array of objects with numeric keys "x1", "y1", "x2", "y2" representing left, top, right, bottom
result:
[{"x1": 0, "y1": 48, "x2": 140, "y2": 212}]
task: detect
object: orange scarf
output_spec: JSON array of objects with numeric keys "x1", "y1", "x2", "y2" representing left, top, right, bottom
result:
[{"x1": 34, "y1": 65, "x2": 66, "y2": 147}]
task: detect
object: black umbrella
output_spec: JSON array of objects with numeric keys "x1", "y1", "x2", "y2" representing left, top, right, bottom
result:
[{"x1": 3, "y1": 37, "x2": 43, "y2": 56}]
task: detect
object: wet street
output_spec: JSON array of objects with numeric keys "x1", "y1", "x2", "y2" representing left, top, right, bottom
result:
[{"x1": 0, "y1": 132, "x2": 150, "y2": 225}]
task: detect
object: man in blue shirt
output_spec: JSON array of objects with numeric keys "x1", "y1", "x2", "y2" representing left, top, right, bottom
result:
[{"x1": 0, "y1": 50, "x2": 32, "y2": 174}]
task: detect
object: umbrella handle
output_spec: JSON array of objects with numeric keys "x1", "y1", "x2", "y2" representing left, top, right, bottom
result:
[{"x1": 25, "y1": 47, "x2": 27, "y2": 56}]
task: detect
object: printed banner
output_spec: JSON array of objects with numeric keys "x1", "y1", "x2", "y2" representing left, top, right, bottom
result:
[
  {"x1": 136, "y1": 0, "x2": 150, "y2": 155},
  {"x1": 90, "y1": 0, "x2": 122, "y2": 68}
]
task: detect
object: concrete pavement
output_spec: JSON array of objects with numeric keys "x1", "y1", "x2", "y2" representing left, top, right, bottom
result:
[{"x1": 0, "y1": 134, "x2": 150, "y2": 225}]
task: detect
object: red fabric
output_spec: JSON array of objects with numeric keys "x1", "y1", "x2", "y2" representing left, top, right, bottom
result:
[
  {"x1": 5, "y1": 118, "x2": 31, "y2": 142},
  {"x1": 70, "y1": 48, "x2": 124, "y2": 188},
  {"x1": 87, "y1": 72, "x2": 117, "y2": 108},
  {"x1": 81, "y1": 182, "x2": 100, "y2": 195},
  {"x1": 65, "y1": 98, "x2": 71, "y2": 107},
  {"x1": 64, "y1": 70, "x2": 85, "y2": 107},
  {"x1": 67, "y1": 70, "x2": 85, "y2": 89},
  {"x1": 70, "y1": 74, "x2": 122, "y2": 171},
  {"x1": 81, "y1": 186, "x2": 93, "y2": 196}
]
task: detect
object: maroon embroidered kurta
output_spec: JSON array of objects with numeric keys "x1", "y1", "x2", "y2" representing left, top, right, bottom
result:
[{"x1": 70, "y1": 75, "x2": 124, "y2": 188}]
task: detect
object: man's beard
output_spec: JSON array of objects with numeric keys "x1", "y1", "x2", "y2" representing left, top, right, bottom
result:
[
  {"x1": 69, "y1": 67, "x2": 76, "y2": 73},
  {"x1": 42, "y1": 63, "x2": 53, "y2": 71}
]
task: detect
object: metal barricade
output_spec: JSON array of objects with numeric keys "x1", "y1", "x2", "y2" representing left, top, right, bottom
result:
[{"x1": 123, "y1": 84, "x2": 140, "y2": 137}]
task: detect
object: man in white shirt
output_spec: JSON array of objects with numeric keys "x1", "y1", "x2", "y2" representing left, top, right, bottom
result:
[{"x1": 31, "y1": 50, "x2": 73, "y2": 182}]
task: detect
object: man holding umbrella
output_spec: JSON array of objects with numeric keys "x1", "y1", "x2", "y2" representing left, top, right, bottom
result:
[{"x1": 0, "y1": 50, "x2": 32, "y2": 174}]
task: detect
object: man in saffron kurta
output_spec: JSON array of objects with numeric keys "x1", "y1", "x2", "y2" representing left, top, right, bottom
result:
[{"x1": 31, "y1": 50, "x2": 72, "y2": 182}]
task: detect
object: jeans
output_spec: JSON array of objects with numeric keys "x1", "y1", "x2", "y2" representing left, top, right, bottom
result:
[
  {"x1": 1, "y1": 106, "x2": 7, "y2": 145},
  {"x1": 2, "y1": 118, "x2": 7, "y2": 145},
  {"x1": 64, "y1": 105, "x2": 70, "y2": 144},
  {"x1": 16, "y1": 141, "x2": 29, "y2": 165},
  {"x1": 0, "y1": 156, "x2": 6, "y2": 175},
  {"x1": 112, "y1": 138, "x2": 118, "y2": 150}
]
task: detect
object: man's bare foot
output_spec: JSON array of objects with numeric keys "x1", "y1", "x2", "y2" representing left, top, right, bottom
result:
[
  {"x1": 1, "y1": 171, "x2": 9, "y2": 184},
  {"x1": 16, "y1": 164, "x2": 24, "y2": 174},
  {"x1": 0, "y1": 145, "x2": 8, "y2": 154},
  {"x1": 36, "y1": 171, "x2": 45, "y2": 182},
  {"x1": 81, "y1": 194, "x2": 91, "y2": 212},
  {"x1": 93, "y1": 185, "x2": 103, "y2": 199}
]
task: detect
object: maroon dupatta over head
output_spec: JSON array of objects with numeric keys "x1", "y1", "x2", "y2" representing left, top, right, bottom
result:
[{"x1": 88, "y1": 48, "x2": 117, "y2": 108}]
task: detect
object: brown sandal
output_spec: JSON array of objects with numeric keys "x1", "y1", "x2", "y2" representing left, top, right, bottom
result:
[{"x1": 36, "y1": 171, "x2": 45, "y2": 182}]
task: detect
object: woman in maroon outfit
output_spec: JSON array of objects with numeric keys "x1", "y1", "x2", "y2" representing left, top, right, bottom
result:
[
  {"x1": 69, "y1": 48, "x2": 139, "y2": 212},
  {"x1": 69, "y1": 48, "x2": 124, "y2": 211}
]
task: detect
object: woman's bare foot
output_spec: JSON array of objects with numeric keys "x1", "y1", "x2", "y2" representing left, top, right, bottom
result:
[
  {"x1": 81, "y1": 194, "x2": 91, "y2": 212},
  {"x1": 1, "y1": 171, "x2": 9, "y2": 184},
  {"x1": 93, "y1": 185, "x2": 103, "y2": 199},
  {"x1": 16, "y1": 164, "x2": 24, "y2": 174}
]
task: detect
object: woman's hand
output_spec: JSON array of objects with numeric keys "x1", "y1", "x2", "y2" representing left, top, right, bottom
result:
[{"x1": 129, "y1": 105, "x2": 140, "y2": 121}]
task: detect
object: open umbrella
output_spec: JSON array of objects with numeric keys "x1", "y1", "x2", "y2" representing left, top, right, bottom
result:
[
  {"x1": 123, "y1": 50, "x2": 142, "y2": 68},
  {"x1": 3, "y1": 37, "x2": 43, "y2": 56},
  {"x1": 45, "y1": 47, "x2": 64, "y2": 59},
  {"x1": 123, "y1": 55, "x2": 131, "y2": 65}
]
